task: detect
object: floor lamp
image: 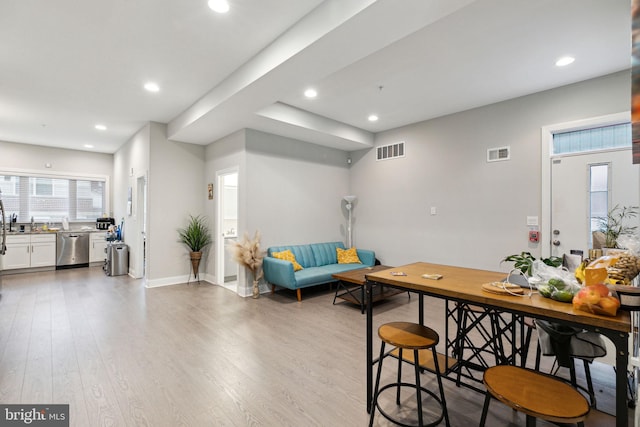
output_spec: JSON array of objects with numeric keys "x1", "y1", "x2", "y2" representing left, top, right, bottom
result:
[{"x1": 344, "y1": 195, "x2": 357, "y2": 248}]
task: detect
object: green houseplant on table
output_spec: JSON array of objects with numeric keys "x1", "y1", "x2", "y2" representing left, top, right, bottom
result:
[
  {"x1": 501, "y1": 252, "x2": 562, "y2": 277},
  {"x1": 178, "y1": 215, "x2": 213, "y2": 280}
]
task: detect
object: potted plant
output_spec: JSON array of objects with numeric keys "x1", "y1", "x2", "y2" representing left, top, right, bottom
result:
[
  {"x1": 230, "y1": 230, "x2": 265, "y2": 298},
  {"x1": 501, "y1": 251, "x2": 562, "y2": 276},
  {"x1": 178, "y1": 215, "x2": 213, "y2": 279},
  {"x1": 596, "y1": 205, "x2": 639, "y2": 249}
]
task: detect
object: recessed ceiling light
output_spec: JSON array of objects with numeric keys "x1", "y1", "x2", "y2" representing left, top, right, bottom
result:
[
  {"x1": 208, "y1": 0, "x2": 229, "y2": 13},
  {"x1": 304, "y1": 88, "x2": 317, "y2": 98},
  {"x1": 368, "y1": 114, "x2": 379, "y2": 122},
  {"x1": 95, "y1": 124, "x2": 107, "y2": 131},
  {"x1": 144, "y1": 82, "x2": 160, "y2": 92},
  {"x1": 555, "y1": 56, "x2": 575, "y2": 67},
  {"x1": 84, "y1": 144, "x2": 94, "y2": 149}
]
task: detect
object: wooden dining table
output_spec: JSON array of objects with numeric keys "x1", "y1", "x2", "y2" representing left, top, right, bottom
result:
[{"x1": 364, "y1": 262, "x2": 632, "y2": 427}]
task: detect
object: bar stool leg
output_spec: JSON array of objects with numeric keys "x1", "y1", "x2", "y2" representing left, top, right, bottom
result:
[
  {"x1": 583, "y1": 360, "x2": 596, "y2": 408},
  {"x1": 534, "y1": 341, "x2": 541, "y2": 371},
  {"x1": 413, "y1": 349, "x2": 424, "y2": 427},
  {"x1": 369, "y1": 341, "x2": 386, "y2": 427},
  {"x1": 396, "y1": 348, "x2": 403, "y2": 405},
  {"x1": 479, "y1": 392, "x2": 491, "y2": 427},
  {"x1": 431, "y1": 346, "x2": 450, "y2": 427},
  {"x1": 525, "y1": 414, "x2": 536, "y2": 427}
]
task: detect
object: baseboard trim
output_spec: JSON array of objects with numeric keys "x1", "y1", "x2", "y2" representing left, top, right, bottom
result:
[{"x1": 144, "y1": 275, "x2": 213, "y2": 288}]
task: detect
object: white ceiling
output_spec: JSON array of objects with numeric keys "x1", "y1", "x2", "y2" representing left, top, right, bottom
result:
[{"x1": 0, "y1": 0, "x2": 631, "y2": 154}]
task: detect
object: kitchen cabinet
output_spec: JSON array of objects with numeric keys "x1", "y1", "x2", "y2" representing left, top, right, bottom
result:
[
  {"x1": 4, "y1": 235, "x2": 31, "y2": 269},
  {"x1": 90, "y1": 232, "x2": 108, "y2": 263},
  {"x1": 30, "y1": 234, "x2": 57, "y2": 267},
  {"x1": 4, "y1": 233, "x2": 56, "y2": 269}
]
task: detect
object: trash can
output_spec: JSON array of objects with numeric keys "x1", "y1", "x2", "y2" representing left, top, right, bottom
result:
[{"x1": 105, "y1": 243, "x2": 128, "y2": 276}]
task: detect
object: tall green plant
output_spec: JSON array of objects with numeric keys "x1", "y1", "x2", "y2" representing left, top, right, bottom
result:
[
  {"x1": 597, "y1": 205, "x2": 639, "y2": 248},
  {"x1": 178, "y1": 215, "x2": 213, "y2": 252}
]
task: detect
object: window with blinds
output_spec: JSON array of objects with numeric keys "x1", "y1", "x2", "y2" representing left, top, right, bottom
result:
[
  {"x1": 552, "y1": 122, "x2": 631, "y2": 155},
  {"x1": 0, "y1": 174, "x2": 105, "y2": 222}
]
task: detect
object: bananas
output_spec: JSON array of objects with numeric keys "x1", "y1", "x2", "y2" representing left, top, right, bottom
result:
[{"x1": 575, "y1": 260, "x2": 587, "y2": 284}]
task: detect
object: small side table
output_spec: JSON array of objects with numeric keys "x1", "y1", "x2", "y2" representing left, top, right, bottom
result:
[{"x1": 332, "y1": 265, "x2": 407, "y2": 313}]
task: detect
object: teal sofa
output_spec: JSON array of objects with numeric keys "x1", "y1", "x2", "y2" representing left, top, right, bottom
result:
[{"x1": 263, "y1": 241, "x2": 375, "y2": 301}]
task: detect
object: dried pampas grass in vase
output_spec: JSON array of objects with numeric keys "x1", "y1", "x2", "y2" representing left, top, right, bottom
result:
[{"x1": 231, "y1": 230, "x2": 265, "y2": 298}]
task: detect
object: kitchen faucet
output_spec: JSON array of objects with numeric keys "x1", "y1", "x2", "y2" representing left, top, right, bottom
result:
[{"x1": 8, "y1": 213, "x2": 16, "y2": 232}]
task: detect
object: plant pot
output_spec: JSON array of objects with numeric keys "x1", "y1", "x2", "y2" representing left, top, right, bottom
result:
[{"x1": 190, "y1": 251, "x2": 202, "y2": 279}]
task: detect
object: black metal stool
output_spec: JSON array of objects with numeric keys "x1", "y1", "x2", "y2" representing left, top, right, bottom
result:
[{"x1": 369, "y1": 321, "x2": 450, "y2": 427}]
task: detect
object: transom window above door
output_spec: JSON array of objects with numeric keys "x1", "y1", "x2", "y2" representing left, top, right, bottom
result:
[{"x1": 552, "y1": 122, "x2": 630, "y2": 155}]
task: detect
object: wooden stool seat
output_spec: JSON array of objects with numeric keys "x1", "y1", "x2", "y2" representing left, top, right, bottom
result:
[
  {"x1": 379, "y1": 321, "x2": 439, "y2": 349},
  {"x1": 480, "y1": 365, "x2": 589, "y2": 426}
]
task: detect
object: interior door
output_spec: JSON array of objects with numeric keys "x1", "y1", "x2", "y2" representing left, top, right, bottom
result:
[{"x1": 550, "y1": 149, "x2": 639, "y2": 257}]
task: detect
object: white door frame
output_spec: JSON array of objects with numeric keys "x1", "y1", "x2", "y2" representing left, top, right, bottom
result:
[
  {"x1": 541, "y1": 111, "x2": 630, "y2": 258},
  {"x1": 134, "y1": 173, "x2": 147, "y2": 279},
  {"x1": 215, "y1": 167, "x2": 239, "y2": 290}
]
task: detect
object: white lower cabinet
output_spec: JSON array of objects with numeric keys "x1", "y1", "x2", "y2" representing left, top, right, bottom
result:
[
  {"x1": 90, "y1": 232, "x2": 108, "y2": 263},
  {"x1": 4, "y1": 233, "x2": 56, "y2": 269},
  {"x1": 4, "y1": 235, "x2": 31, "y2": 269},
  {"x1": 30, "y1": 234, "x2": 57, "y2": 267}
]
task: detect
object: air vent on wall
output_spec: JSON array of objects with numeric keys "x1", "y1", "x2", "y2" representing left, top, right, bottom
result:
[
  {"x1": 487, "y1": 146, "x2": 510, "y2": 162},
  {"x1": 376, "y1": 141, "x2": 405, "y2": 161}
]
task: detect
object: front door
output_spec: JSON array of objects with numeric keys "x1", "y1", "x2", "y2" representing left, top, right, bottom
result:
[{"x1": 550, "y1": 149, "x2": 639, "y2": 257}]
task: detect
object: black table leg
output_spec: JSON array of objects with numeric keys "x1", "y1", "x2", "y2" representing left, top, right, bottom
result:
[{"x1": 366, "y1": 280, "x2": 373, "y2": 413}]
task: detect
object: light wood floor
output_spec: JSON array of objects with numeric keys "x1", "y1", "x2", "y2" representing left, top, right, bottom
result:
[{"x1": 0, "y1": 267, "x2": 633, "y2": 426}]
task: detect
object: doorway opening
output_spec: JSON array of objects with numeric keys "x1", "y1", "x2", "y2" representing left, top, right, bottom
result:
[{"x1": 215, "y1": 169, "x2": 238, "y2": 292}]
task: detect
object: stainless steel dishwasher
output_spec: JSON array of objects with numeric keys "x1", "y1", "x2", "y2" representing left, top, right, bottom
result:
[{"x1": 56, "y1": 232, "x2": 90, "y2": 269}]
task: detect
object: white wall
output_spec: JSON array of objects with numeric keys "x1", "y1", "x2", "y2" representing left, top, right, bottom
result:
[
  {"x1": 350, "y1": 71, "x2": 631, "y2": 272},
  {"x1": 147, "y1": 123, "x2": 206, "y2": 286},
  {"x1": 113, "y1": 124, "x2": 150, "y2": 278},
  {"x1": 0, "y1": 140, "x2": 113, "y2": 210},
  {"x1": 245, "y1": 130, "x2": 351, "y2": 248}
]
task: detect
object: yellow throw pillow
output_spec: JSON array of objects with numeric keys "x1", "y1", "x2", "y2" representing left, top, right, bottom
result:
[
  {"x1": 337, "y1": 247, "x2": 362, "y2": 264},
  {"x1": 272, "y1": 250, "x2": 303, "y2": 271}
]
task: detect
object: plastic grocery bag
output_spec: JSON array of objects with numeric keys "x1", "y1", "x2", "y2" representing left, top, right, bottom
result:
[
  {"x1": 531, "y1": 260, "x2": 581, "y2": 302},
  {"x1": 531, "y1": 260, "x2": 578, "y2": 285}
]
